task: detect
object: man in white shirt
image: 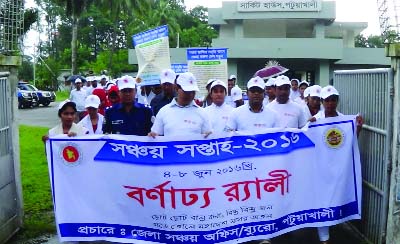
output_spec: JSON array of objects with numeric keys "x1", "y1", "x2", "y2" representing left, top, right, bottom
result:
[
  {"x1": 267, "y1": 75, "x2": 308, "y2": 128},
  {"x1": 204, "y1": 80, "x2": 233, "y2": 133},
  {"x1": 263, "y1": 77, "x2": 276, "y2": 106},
  {"x1": 149, "y1": 72, "x2": 212, "y2": 137},
  {"x1": 69, "y1": 78, "x2": 87, "y2": 122},
  {"x1": 225, "y1": 76, "x2": 277, "y2": 133},
  {"x1": 225, "y1": 75, "x2": 237, "y2": 107}
]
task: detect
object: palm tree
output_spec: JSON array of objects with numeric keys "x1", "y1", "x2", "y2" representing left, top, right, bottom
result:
[
  {"x1": 95, "y1": 0, "x2": 150, "y2": 74},
  {"x1": 54, "y1": 0, "x2": 92, "y2": 74}
]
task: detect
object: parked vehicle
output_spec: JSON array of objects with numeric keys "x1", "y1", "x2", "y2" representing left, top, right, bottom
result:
[
  {"x1": 17, "y1": 81, "x2": 56, "y2": 106},
  {"x1": 16, "y1": 88, "x2": 38, "y2": 109}
]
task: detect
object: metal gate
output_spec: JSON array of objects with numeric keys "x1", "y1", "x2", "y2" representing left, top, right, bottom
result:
[
  {"x1": 334, "y1": 68, "x2": 393, "y2": 244},
  {"x1": 0, "y1": 72, "x2": 19, "y2": 243}
]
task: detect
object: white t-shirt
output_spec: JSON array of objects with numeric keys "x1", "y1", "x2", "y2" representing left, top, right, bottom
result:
[
  {"x1": 69, "y1": 89, "x2": 87, "y2": 112},
  {"x1": 289, "y1": 89, "x2": 301, "y2": 100},
  {"x1": 85, "y1": 86, "x2": 94, "y2": 96},
  {"x1": 225, "y1": 104, "x2": 278, "y2": 133},
  {"x1": 224, "y1": 95, "x2": 236, "y2": 108},
  {"x1": 151, "y1": 99, "x2": 212, "y2": 136},
  {"x1": 294, "y1": 96, "x2": 306, "y2": 106},
  {"x1": 267, "y1": 100, "x2": 308, "y2": 128},
  {"x1": 314, "y1": 110, "x2": 344, "y2": 119},
  {"x1": 204, "y1": 103, "x2": 233, "y2": 133},
  {"x1": 48, "y1": 123, "x2": 88, "y2": 136},
  {"x1": 137, "y1": 91, "x2": 156, "y2": 106},
  {"x1": 78, "y1": 114, "x2": 104, "y2": 134}
]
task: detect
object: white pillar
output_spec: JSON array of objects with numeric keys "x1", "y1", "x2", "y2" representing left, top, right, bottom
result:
[
  {"x1": 316, "y1": 60, "x2": 330, "y2": 87},
  {"x1": 386, "y1": 43, "x2": 400, "y2": 244}
]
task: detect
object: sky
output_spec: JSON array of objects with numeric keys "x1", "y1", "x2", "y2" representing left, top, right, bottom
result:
[{"x1": 24, "y1": 0, "x2": 382, "y2": 56}]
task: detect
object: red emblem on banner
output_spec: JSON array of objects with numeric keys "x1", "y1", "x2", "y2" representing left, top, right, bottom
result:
[{"x1": 62, "y1": 146, "x2": 80, "y2": 164}]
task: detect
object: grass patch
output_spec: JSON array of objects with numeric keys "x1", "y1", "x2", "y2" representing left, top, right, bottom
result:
[
  {"x1": 11, "y1": 125, "x2": 56, "y2": 241},
  {"x1": 55, "y1": 91, "x2": 69, "y2": 102}
]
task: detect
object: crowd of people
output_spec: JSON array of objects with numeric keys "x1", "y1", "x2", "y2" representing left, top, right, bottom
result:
[{"x1": 43, "y1": 69, "x2": 364, "y2": 244}]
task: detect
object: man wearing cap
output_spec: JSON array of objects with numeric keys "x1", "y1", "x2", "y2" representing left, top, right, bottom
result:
[
  {"x1": 267, "y1": 75, "x2": 308, "y2": 128},
  {"x1": 148, "y1": 72, "x2": 212, "y2": 137},
  {"x1": 78, "y1": 95, "x2": 104, "y2": 134},
  {"x1": 289, "y1": 78, "x2": 301, "y2": 100},
  {"x1": 103, "y1": 75, "x2": 153, "y2": 135},
  {"x1": 225, "y1": 76, "x2": 277, "y2": 133},
  {"x1": 263, "y1": 77, "x2": 276, "y2": 106},
  {"x1": 311, "y1": 85, "x2": 363, "y2": 244},
  {"x1": 225, "y1": 75, "x2": 237, "y2": 107},
  {"x1": 231, "y1": 85, "x2": 244, "y2": 107},
  {"x1": 100, "y1": 75, "x2": 108, "y2": 88},
  {"x1": 150, "y1": 69, "x2": 177, "y2": 116},
  {"x1": 69, "y1": 78, "x2": 87, "y2": 122},
  {"x1": 304, "y1": 85, "x2": 322, "y2": 119},
  {"x1": 86, "y1": 76, "x2": 99, "y2": 96},
  {"x1": 204, "y1": 80, "x2": 233, "y2": 133},
  {"x1": 137, "y1": 85, "x2": 156, "y2": 106}
]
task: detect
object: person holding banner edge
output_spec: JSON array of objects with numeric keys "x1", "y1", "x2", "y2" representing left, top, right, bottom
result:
[
  {"x1": 103, "y1": 75, "x2": 153, "y2": 135},
  {"x1": 148, "y1": 72, "x2": 212, "y2": 137},
  {"x1": 311, "y1": 85, "x2": 364, "y2": 244}
]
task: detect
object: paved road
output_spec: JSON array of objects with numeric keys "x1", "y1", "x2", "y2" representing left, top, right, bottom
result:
[{"x1": 16, "y1": 102, "x2": 60, "y2": 128}]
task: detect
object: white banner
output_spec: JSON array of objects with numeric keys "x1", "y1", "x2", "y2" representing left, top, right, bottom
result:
[
  {"x1": 237, "y1": 0, "x2": 322, "y2": 12},
  {"x1": 187, "y1": 48, "x2": 228, "y2": 97},
  {"x1": 132, "y1": 25, "x2": 171, "y2": 86},
  {"x1": 46, "y1": 116, "x2": 361, "y2": 243}
]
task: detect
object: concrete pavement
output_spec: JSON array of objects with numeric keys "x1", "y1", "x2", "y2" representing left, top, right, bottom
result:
[{"x1": 16, "y1": 102, "x2": 59, "y2": 128}]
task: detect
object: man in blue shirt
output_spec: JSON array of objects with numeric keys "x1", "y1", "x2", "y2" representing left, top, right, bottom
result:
[{"x1": 103, "y1": 75, "x2": 153, "y2": 135}]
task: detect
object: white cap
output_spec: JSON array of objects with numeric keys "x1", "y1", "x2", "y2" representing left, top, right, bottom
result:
[
  {"x1": 117, "y1": 75, "x2": 136, "y2": 90},
  {"x1": 105, "y1": 81, "x2": 116, "y2": 90},
  {"x1": 229, "y1": 74, "x2": 237, "y2": 80},
  {"x1": 206, "y1": 78, "x2": 217, "y2": 87},
  {"x1": 265, "y1": 78, "x2": 276, "y2": 87},
  {"x1": 85, "y1": 95, "x2": 101, "y2": 108},
  {"x1": 86, "y1": 76, "x2": 94, "y2": 82},
  {"x1": 321, "y1": 85, "x2": 339, "y2": 99},
  {"x1": 176, "y1": 72, "x2": 199, "y2": 92},
  {"x1": 58, "y1": 99, "x2": 75, "y2": 110},
  {"x1": 160, "y1": 69, "x2": 176, "y2": 84},
  {"x1": 274, "y1": 75, "x2": 291, "y2": 87},
  {"x1": 231, "y1": 86, "x2": 242, "y2": 101},
  {"x1": 247, "y1": 76, "x2": 265, "y2": 89},
  {"x1": 93, "y1": 76, "x2": 101, "y2": 81},
  {"x1": 308, "y1": 85, "x2": 322, "y2": 98},
  {"x1": 210, "y1": 80, "x2": 227, "y2": 92},
  {"x1": 304, "y1": 87, "x2": 311, "y2": 97},
  {"x1": 291, "y1": 78, "x2": 300, "y2": 85},
  {"x1": 75, "y1": 78, "x2": 82, "y2": 83},
  {"x1": 299, "y1": 80, "x2": 309, "y2": 87}
]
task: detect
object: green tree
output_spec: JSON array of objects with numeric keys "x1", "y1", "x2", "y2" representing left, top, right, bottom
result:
[
  {"x1": 53, "y1": 0, "x2": 93, "y2": 74},
  {"x1": 95, "y1": 0, "x2": 149, "y2": 72}
]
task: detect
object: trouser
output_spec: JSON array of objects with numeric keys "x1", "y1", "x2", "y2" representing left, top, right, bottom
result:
[{"x1": 317, "y1": 226, "x2": 330, "y2": 241}]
